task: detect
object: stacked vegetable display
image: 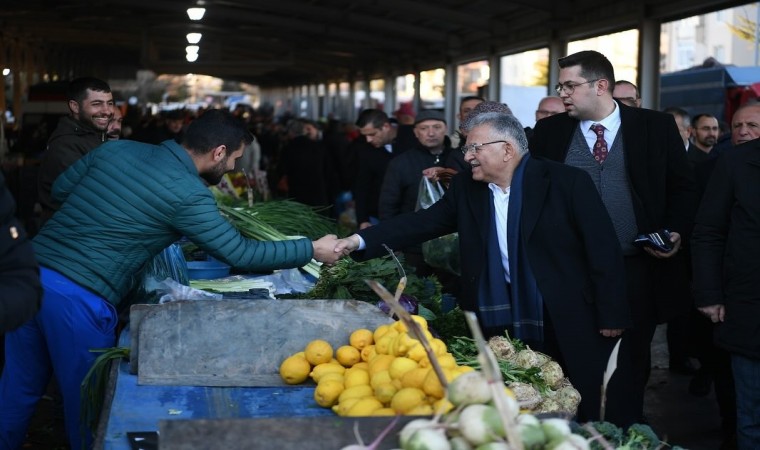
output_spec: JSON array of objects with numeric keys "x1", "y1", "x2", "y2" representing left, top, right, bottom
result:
[
  {"x1": 278, "y1": 315, "x2": 477, "y2": 417},
  {"x1": 450, "y1": 335, "x2": 581, "y2": 416}
]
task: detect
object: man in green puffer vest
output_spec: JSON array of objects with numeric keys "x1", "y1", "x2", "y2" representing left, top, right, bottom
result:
[{"x1": 0, "y1": 109, "x2": 342, "y2": 450}]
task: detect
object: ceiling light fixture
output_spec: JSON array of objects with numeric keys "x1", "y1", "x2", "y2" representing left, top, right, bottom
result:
[
  {"x1": 186, "y1": 33, "x2": 202, "y2": 44},
  {"x1": 2, "y1": 68, "x2": 9, "y2": 76},
  {"x1": 187, "y1": 7, "x2": 206, "y2": 21},
  {"x1": 186, "y1": 53, "x2": 199, "y2": 62},
  {"x1": 186, "y1": 45, "x2": 200, "y2": 55}
]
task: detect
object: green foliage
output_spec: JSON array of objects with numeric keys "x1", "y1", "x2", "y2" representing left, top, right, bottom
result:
[
  {"x1": 622, "y1": 423, "x2": 660, "y2": 449},
  {"x1": 296, "y1": 255, "x2": 441, "y2": 313}
]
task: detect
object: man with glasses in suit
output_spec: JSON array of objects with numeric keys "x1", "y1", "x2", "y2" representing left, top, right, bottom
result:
[{"x1": 530, "y1": 50, "x2": 697, "y2": 426}]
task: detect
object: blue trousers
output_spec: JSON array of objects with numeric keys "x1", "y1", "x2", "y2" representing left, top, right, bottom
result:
[
  {"x1": 0, "y1": 267, "x2": 117, "y2": 450},
  {"x1": 732, "y1": 353, "x2": 760, "y2": 450}
]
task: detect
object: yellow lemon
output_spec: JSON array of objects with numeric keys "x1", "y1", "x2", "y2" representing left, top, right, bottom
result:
[
  {"x1": 345, "y1": 397, "x2": 384, "y2": 417},
  {"x1": 318, "y1": 372, "x2": 345, "y2": 385},
  {"x1": 373, "y1": 324, "x2": 392, "y2": 343},
  {"x1": 373, "y1": 382, "x2": 398, "y2": 404},
  {"x1": 375, "y1": 334, "x2": 395, "y2": 355},
  {"x1": 352, "y1": 362, "x2": 369, "y2": 371},
  {"x1": 338, "y1": 384, "x2": 374, "y2": 404},
  {"x1": 293, "y1": 351, "x2": 306, "y2": 359},
  {"x1": 389, "y1": 357, "x2": 418, "y2": 380},
  {"x1": 394, "y1": 315, "x2": 429, "y2": 333},
  {"x1": 349, "y1": 328, "x2": 374, "y2": 350},
  {"x1": 360, "y1": 345, "x2": 377, "y2": 362},
  {"x1": 370, "y1": 370, "x2": 393, "y2": 389},
  {"x1": 336, "y1": 345, "x2": 361, "y2": 367},
  {"x1": 368, "y1": 354, "x2": 395, "y2": 376},
  {"x1": 407, "y1": 404, "x2": 434, "y2": 416},
  {"x1": 279, "y1": 355, "x2": 311, "y2": 385},
  {"x1": 422, "y1": 368, "x2": 456, "y2": 399},
  {"x1": 394, "y1": 333, "x2": 418, "y2": 357},
  {"x1": 333, "y1": 397, "x2": 361, "y2": 416},
  {"x1": 431, "y1": 339, "x2": 448, "y2": 356},
  {"x1": 401, "y1": 367, "x2": 431, "y2": 389},
  {"x1": 433, "y1": 398, "x2": 455, "y2": 415},
  {"x1": 406, "y1": 343, "x2": 427, "y2": 362},
  {"x1": 344, "y1": 368, "x2": 371, "y2": 388},
  {"x1": 390, "y1": 387, "x2": 427, "y2": 414},
  {"x1": 372, "y1": 408, "x2": 397, "y2": 416},
  {"x1": 314, "y1": 379, "x2": 344, "y2": 407},
  {"x1": 304, "y1": 339, "x2": 333, "y2": 366},
  {"x1": 437, "y1": 353, "x2": 458, "y2": 369},
  {"x1": 309, "y1": 362, "x2": 345, "y2": 383}
]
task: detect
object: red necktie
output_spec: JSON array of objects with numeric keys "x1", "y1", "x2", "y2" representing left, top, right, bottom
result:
[{"x1": 592, "y1": 123, "x2": 608, "y2": 164}]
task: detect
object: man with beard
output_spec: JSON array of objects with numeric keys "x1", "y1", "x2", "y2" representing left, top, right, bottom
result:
[
  {"x1": 38, "y1": 77, "x2": 114, "y2": 224},
  {"x1": 689, "y1": 114, "x2": 720, "y2": 164},
  {"x1": 0, "y1": 110, "x2": 343, "y2": 450}
]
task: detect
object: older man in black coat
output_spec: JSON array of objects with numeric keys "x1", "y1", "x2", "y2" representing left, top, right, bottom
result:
[
  {"x1": 692, "y1": 137, "x2": 760, "y2": 449},
  {"x1": 336, "y1": 112, "x2": 632, "y2": 424}
]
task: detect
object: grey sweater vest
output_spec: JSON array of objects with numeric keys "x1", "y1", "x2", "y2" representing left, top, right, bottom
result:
[{"x1": 565, "y1": 127, "x2": 638, "y2": 254}]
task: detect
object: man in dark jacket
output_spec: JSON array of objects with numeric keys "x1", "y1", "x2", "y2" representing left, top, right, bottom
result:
[
  {"x1": 37, "y1": 77, "x2": 114, "y2": 223},
  {"x1": 529, "y1": 50, "x2": 697, "y2": 425},
  {"x1": 278, "y1": 118, "x2": 332, "y2": 210},
  {"x1": 378, "y1": 109, "x2": 453, "y2": 276},
  {"x1": 336, "y1": 112, "x2": 631, "y2": 424},
  {"x1": 692, "y1": 137, "x2": 760, "y2": 449},
  {"x1": 0, "y1": 110, "x2": 343, "y2": 450},
  {"x1": 353, "y1": 109, "x2": 410, "y2": 230}
]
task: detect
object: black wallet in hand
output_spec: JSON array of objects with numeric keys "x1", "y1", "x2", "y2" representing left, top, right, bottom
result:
[{"x1": 633, "y1": 229, "x2": 674, "y2": 253}]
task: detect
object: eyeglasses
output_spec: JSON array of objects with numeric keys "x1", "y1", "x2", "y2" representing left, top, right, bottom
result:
[
  {"x1": 555, "y1": 79, "x2": 599, "y2": 95},
  {"x1": 461, "y1": 140, "x2": 507, "y2": 155}
]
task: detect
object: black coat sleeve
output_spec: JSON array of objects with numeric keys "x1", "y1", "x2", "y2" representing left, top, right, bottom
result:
[{"x1": 0, "y1": 171, "x2": 42, "y2": 332}]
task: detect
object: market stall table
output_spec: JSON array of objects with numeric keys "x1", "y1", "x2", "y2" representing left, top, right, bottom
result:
[{"x1": 96, "y1": 299, "x2": 393, "y2": 450}]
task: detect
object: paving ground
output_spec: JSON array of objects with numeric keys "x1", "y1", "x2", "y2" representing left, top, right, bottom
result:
[{"x1": 22, "y1": 324, "x2": 726, "y2": 450}]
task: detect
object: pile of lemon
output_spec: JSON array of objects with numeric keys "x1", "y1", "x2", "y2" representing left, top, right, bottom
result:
[{"x1": 278, "y1": 315, "x2": 474, "y2": 417}]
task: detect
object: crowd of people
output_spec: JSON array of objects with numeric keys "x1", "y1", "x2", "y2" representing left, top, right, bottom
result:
[{"x1": 1, "y1": 48, "x2": 760, "y2": 450}]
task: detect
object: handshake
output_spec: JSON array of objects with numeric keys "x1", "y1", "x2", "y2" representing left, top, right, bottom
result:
[{"x1": 311, "y1": 234, "x2": 362, "y2": 265}]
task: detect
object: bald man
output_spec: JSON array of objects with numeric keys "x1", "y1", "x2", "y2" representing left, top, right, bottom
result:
[
  {"x1": 613, "y1": 80, "x2": 641, "y2": 108},
  {"x1": 535, "y1": 96, "x2": 565, "y2": 121}
]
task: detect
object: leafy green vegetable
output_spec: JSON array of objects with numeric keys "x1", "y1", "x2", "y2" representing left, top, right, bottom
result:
[{"x1": 218, "y1": 205, "x2": 322, "y2": 278}]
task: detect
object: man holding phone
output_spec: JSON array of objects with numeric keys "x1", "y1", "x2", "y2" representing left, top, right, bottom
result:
[{"x1": 529, "y1": 50, "x2": 697, "y2": 425}]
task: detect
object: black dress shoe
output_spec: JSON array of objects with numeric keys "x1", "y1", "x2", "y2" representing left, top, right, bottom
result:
[
  {"x1": 689, "y1": 368, "x2": 713, "y2": 397},
  {"x1": 669, "y1": 358, "x2": 698, "y2": 375}
]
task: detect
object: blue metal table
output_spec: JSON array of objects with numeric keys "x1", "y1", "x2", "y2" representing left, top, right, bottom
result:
[{"x1": 98, "y1": 328, "x2": 331, "y2": 450}]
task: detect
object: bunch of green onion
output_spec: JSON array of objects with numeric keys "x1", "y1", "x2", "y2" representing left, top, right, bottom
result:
[{"x1": 218, "y1": 205, "x2": 322, "y2": 278}]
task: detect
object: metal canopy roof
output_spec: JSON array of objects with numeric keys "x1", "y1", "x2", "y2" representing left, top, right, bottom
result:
[{"x1": 0, "y1": 0, "x2": 748, "y2": 87}]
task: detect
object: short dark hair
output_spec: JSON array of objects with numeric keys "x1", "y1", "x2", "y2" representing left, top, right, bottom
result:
[
  {"x1": 67, "y1": 77, "x2": 111, "y2": 104},
  {"x1": 691, "y1": 113, "x2": 717, "y2": 127},
  {"x1": 355, "y1": 109, "x2": 389, "y2": 129},
  {"x1": 182, "y1": 109, "x2": 254, "y2": 155},
  {"x1": 460, "y1": 95, "x2": 486, "y2": 106},
  {"x1": 558, "y1": 50, "x2": 616, "y2": 90}
]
